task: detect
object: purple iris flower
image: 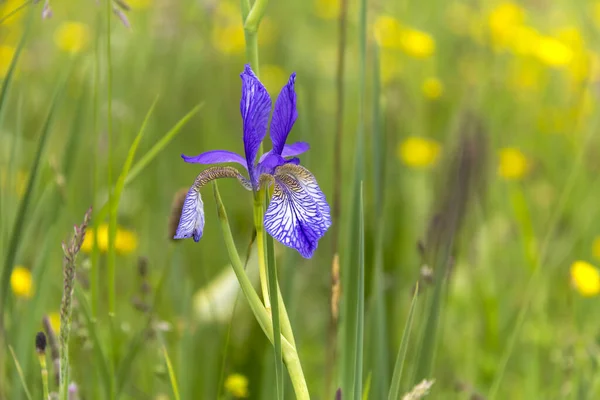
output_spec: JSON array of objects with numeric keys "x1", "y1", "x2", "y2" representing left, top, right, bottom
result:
[{"x1": 174, "y1": 64, "x2": 331, "y2": 258}]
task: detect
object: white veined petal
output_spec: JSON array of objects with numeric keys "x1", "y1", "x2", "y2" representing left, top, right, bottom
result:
[
  {"x1": 174, "y1": 186, "x2": 205, "y2": 242},
  {"x1": 264, "y1": 166, "x2": 331, "y2": 258}
]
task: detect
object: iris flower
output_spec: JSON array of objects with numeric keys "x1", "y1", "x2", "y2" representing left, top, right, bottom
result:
[{"x1": 174, "y1": 64, "x2": 331, "y2": 258}]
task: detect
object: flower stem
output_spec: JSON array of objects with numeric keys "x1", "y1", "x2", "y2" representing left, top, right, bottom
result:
[
  {"x1": 253, "y1": 192, "x2": 271, "y2": 311},
  {"x1": 214, "y1": 182, "x2": 309, "y2": 399}
]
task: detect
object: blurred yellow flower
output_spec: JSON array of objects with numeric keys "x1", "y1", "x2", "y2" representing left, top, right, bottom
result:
[
  {"x1": 421, "y1": 77, "x2": 443, "y2": 99},
  {"x1": 570, "y1": 260, "x2": 600, "y2": 296},
  {"x1": 314, "y1": 0, "x2": 339, "y2": 20},
  {"x1": 48, "y1": 311, "x2": 61, "y2": 332},
  {"x1": 260, "y1": 64, "x2": 287, "y2": 94},
  {"x1": 11, "y1": 266, "x2": 33, "y2": 299},
  {"x1": 212, "y1": 1, "x2": 245, "y2": 54},
  {"x1": 398, "y1": 137, "x2": 441, "y2": 168},
  {"x1": 488, "y1": 2, "x2": 526, "y2": 51},
  {"x1": 508, "y1": 25, "x2": 540, "y2": 55},
  {"x1": 126, "y1": 0, "x2": 151, "y2": 9},
  {"x1": 400, "y1": 28, "x2": 435, "y2": 58},
  {"x1": 497, "y1": 148, "x2": 528, "y2": 180},
  {"x1": 535, "y1": 36, "x2": 573, "y2": 67},
  {"x1": 379, "y1": 49, "x2": 402, "y2": 84},
  {"x1": 225, "y1": 373, "x2": 249, "y2": 398},
  {"x1": 54, "y1": 22, "x2": 90, "y2": 54},
  {"x1": 374, "y1": 15, "x2": 403, "y2": 48},
  {"x1": 81, "y1": 224, "x2": 138, "y2": 254},
  {"x1": 0, "y1": 45, "x2": 15, "y2": 78}
]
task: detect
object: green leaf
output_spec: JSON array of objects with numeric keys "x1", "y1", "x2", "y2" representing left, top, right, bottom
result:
[{"x1": 388, "y1": 284, "x2": 419, "y2": 400}]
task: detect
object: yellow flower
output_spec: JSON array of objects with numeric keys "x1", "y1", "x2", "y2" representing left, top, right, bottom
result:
[
  {"x1": 397, "y1": 137, "x2": 441, "y2": 168},
  {"x1": 126, "y1": 0, "x2": 151, "y2": 9},
  {"x1": 314, "y1": 0, "x2": 339, "y2": 20},
  {"x1": 260, "y1": 64, "x2": 287, "y2": 94},
  {"x1": 374, "y1": 15, "x2": 403, "y2": 48},
  {"x1": 488, "y1": 2, "x2": 526, "y2": 51},
  {"x1": 211, "y1": 1, "x2": 245, "y2": 54},
  {"x1": 535, "y1": 36, "x2": 573, "y2": 67},
  {"x1": 497, "y1": 148, "x2": 528, "y2": 180},
  {"x1": 81, "y1": 224, "x2": 138, "y2": 254},
  {"x1": 507, "y1": 25, "x2": 540, "y2": 55},
  {"x1": 421, "y1": 77, "x2": 443, "y2": 99},
  {"x1": 48, "y1": 311, "x2": 61, "y2": 333},
  {"x1": 0, "y1": 167, "x2": 28, "y2": 197},
  {"x1": 400, "y1": 28, "x2": 435, "y2": 58},
  {"x1": 570, "y1": 260, "x2": 600, "y2": 296},
  {"x1": 11, "y1": 266, "x2": 33, "y2": 299},
  {"x1": 0, "y1": 45, "x2": 15, "y2": 78},
  {"x1": 54, "y1": 22, "x2": 90, "y2": 54},
  {"x1": 225, "y1": 373, "x2": 249, "y2": 398}
]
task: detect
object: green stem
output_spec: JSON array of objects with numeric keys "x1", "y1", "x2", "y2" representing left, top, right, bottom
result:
[
  {"x1": 214, "y1": 183, "x2": 309, "y2": 399},
  {"x1": 253, "y1": 193, "x2": 271, "y2": 311}
]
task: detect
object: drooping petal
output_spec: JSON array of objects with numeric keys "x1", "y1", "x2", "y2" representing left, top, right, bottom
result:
[
  {"x1": 174, "y1": 187, "x2": 205, "y2": 242},
  {"x1": 182, "y1": 150, "x2": 247, "y2": 169},
  {"x1": 240, "y1": 64, "x2": 272, "y2": 184},
  {"x1": 173, "y1": 166, "x2": 253, "y2": 243},
  {"x1": 264, "y1": 164, "x2": 331, "y2": 258},
  {"x1": 270, "y1": 73, "x2": 298, "y2": 155}
]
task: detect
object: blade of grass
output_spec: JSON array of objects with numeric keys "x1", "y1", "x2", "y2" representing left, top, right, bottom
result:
[
  {"x1": 92, "y1": 103, "x2": 204, "y2": 226},
  {"x1": 370, "y1": 42, "x2": 390, "y2": 400},
  {"x1": 107, "y1": 96, "x2": 158, "y2": 320},
  {"x1": 0, "y1": 71, "x2": 67, "y2": 329},
  {"x1": 388, "y1": 283, "x2": 419, "y2": 400},
  {"x1": 124, "y1": 103, "x2": 204, "y2": 186},
  {"x1": 340, "y1": 0, "x2": 367, "y2": 394},
  {"x1": 159, "y1": 338, "x2": 181, "y2": 400},
  {"x1": 8, "y1": 345, "x2": 32, "y2": 400},
  {"x1": 266, "y1": 233, "x2": 283, "y2": 400},
  {"x1": 354, "y1": 183, "x2": 365, "y2": 398}
]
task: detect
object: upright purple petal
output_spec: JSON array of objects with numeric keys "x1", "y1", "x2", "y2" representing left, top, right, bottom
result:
[
  {"x1": 270, "y1": 73, "x2": 298, "y2": 155},
  {"x1": 240, "y1": 64, "x2": 272, "y2": 184},
  {"x1": 264, "y1": 164, "x2": 331, "y2": 258},
  {"x1": 174, "y1": 186, "x2": 205, "y2": 242},
  {"x1": 182, "y1": 150, "x2": 247, "y2": 169}
]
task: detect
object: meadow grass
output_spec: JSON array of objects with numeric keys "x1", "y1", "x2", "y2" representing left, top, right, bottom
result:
[{"x1": 2, "y1": 0, "x2": 600, "y2": 399}]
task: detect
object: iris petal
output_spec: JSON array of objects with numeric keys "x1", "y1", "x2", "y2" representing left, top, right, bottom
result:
[
  {"x1": 182, "y1": 150, "x2": 247, "y2": 169},
  {"x1": 264, "y1": 164, "x2": 331, "y2": 258},
  {"x1": 174, "y1": 187, "x2": 205, "y2": 242},
  {"x1": 259, "y1": 142, "x2": 310, "y2": 164},
  {"x1": 240, "y1": 64, "x2": 272, "y2": 184},
  {"x1": 270, "y1": 72, "x2": 298, "y2": 155}
]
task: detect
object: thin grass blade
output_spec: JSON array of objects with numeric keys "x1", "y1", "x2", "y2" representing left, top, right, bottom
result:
[
  {"x1": 8, "y1": 346, "x2": 32, "y2": 400},
  {"x1": 388, "y1": 283, "x2": 419, "y2": 400}
]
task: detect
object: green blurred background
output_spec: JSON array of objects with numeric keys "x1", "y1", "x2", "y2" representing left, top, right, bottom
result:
[{"x1": 3, "y1": 0, "x2": 600, "y2": 398}]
